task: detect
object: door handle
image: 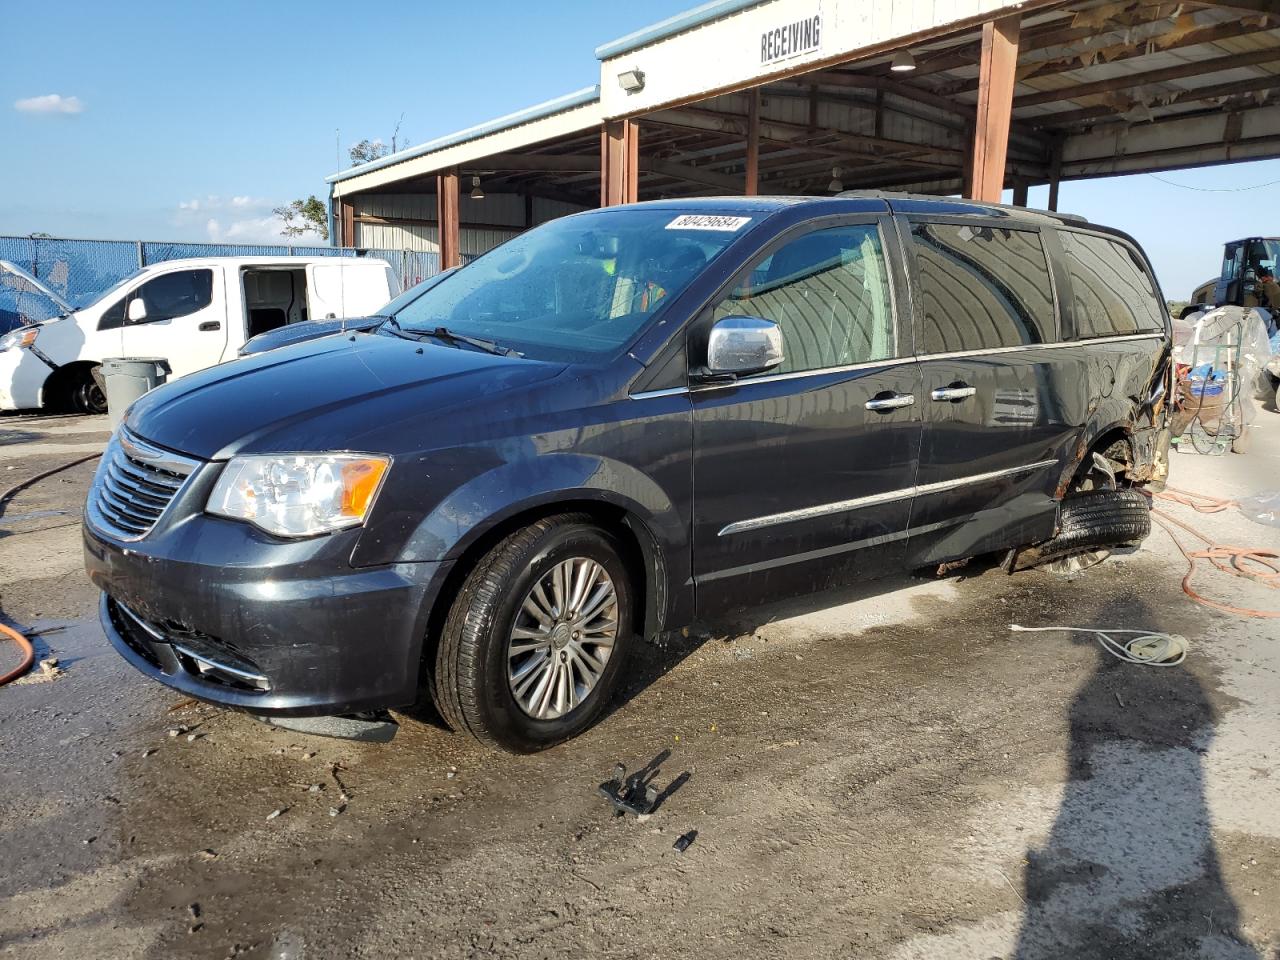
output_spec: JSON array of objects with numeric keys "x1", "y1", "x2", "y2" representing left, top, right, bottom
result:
[
  {"x1": 198, "y1": 321, "x2": 222, "y2": 332},
  {"x1": 865, "y1": 392, "x2": 916, "y2": 412},
  {"x1": 931, "y1": 385, "x2": 977, "y2": 402}
]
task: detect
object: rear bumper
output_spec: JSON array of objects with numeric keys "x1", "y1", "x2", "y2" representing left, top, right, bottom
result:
[{"x1": 86, "y1": 521, "x2": 452, "y2": 716}]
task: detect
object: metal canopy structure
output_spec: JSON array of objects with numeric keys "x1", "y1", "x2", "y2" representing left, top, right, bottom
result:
[{"x1": 327, "y1": 0, "x2": 1280, "y2": 268}]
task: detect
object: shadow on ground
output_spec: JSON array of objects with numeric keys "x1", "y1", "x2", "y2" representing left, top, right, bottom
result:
[{"x1": 1013, "y1": 595, "x2": 1258, "y2": 959}]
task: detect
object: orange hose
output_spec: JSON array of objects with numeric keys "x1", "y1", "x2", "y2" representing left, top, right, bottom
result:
[
  {"x1": 1155, "y1": 486, "x2": 1237, "y2": 514},
  {"x1": 0, "y1": 622, "x2": 35, "y2": 686},
  {"x1": 1149, "y1": 503, "x2": 1280, "y2": 620}
]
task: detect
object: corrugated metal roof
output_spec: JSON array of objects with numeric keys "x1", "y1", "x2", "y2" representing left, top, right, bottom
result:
[{"x1": 326, "y1": 86, "x2": 601, "y2": 184}]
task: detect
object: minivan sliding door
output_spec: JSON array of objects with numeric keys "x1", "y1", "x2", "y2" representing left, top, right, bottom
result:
[
  {"x1": 901, "y1": 217, "x2": 1073, "y2": 567},
  {"x1": 690, "y1": 217, "x2": 922, "y2": 615}
]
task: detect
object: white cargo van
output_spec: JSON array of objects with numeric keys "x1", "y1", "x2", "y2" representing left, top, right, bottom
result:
[{"x1": 0, "y1": 256, "x2": 397, "y2": 412}]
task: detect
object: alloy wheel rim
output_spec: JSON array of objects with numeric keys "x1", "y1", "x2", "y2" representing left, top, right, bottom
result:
[{"x1": 507, "y1": 557, "x2": 617, "y2": 720}]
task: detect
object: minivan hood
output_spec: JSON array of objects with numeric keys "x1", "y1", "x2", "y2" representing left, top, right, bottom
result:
[{"x1": 127, "y1": 332, "x2": 566, "y2": 459}]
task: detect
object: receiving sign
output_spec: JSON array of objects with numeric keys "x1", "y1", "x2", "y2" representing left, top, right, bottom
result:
[{"x1": 760, "y1": 11, "x2": 822, "y2": 66}]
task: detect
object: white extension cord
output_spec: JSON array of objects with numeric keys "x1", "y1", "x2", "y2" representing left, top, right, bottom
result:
[{"x1": 1009, "y1": 624, "x2": 1188, "y2": 667}]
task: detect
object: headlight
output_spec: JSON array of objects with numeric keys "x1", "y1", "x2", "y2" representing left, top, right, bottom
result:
[
  {"x1": 0, "y1": 327, "x2": 38, "y2": 352},
  {"x1": 207, "y1": 454, "x2": 390, "y2": 538}
]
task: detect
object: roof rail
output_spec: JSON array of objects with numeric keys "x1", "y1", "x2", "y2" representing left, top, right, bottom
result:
[{"x1": 836, "y1": 189, "x2": 1089, "y2": 224}]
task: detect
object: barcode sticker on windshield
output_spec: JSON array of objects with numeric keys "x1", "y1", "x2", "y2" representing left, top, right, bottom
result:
[{"x1": 666, "y1": 214, "x2": 752, "y2": 232}]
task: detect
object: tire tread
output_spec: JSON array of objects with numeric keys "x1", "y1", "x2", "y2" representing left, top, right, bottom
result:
[{"x1": 434, "y1": 513, "x2": 597, "y2": 748}]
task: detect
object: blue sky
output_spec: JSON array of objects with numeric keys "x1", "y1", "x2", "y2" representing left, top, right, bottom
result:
[{"x1": 2, "y1": 0, "x2": 1277, "y2": 300}]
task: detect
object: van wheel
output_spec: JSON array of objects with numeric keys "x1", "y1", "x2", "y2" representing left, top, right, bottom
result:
[
  {"x1": 1020, "y1": 489, "x2": 1151, "y2": 571},
  {"x1": 74, "y1": 372, "x2": 107, "y2": 415},
  {"x1": 433, "y1": 514, "x2": 633, "y2": 752}
]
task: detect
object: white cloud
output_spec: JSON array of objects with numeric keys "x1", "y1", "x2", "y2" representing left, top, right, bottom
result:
[
  {"x1": 204, "y1": 215, "x2": 286, "y2": 244},
  {"x1": 14, "y1": 94, "x2": 84, "y2": 115},
  {"x1": 174, "y1": 194, "x2": 285, "y2": 243}
]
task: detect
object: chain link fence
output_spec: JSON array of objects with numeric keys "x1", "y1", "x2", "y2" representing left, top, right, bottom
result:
[{"x1": 0, "y1": 235, "x2": 441, "y2": 309}]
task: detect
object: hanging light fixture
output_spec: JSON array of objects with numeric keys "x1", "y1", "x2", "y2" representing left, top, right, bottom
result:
[
  {"x1": 890, "y1": 49, "x2": 917, "y2": 72},
  {"x1": 470, "y1": 175, "x2": 485, "y2": 200},
  {"x1": 827, "y1": 166, "x2": 844, "y2": 192}
]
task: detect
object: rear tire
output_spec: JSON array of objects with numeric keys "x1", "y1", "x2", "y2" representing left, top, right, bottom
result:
[
  {"x1": 1032, "y1": 489, "x2": 1151, "y2": 566},
  {"x1": 433, "y1": 514, "x2": 634, "y2": 753}
]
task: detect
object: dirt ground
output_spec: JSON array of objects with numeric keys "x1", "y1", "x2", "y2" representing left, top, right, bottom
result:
[{"x1": 1, "y1": 409, "x2": 1278, "y2": 960}]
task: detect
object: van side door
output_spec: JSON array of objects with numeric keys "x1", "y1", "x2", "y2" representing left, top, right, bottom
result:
[
  {"x1": 901, "y1": 216, "x2": 1072, "y2": 566},
  {"x1": 119, "y1": 266, "x2": 228, "y2": 380},
  {"x1": 306, "y1": 262, "x2": 390, "y2": 319},
  {"x1": 690, "y1": 216, "x2": 922, "y2": 615}
]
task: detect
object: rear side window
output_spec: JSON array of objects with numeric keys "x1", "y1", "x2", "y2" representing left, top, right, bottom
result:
[
  {"x1": 1059, "y1": 231, "x2": 1163, "y2": 337},
  {"x1": 712, "y1": 223, "x2": 895, "y2": 374},
  {"x1": 910, "y1": 222, "x2": 1055, "y2": 353},
  {"x1": 133, "y1": 269, "x2": 214, "y2": 324}
]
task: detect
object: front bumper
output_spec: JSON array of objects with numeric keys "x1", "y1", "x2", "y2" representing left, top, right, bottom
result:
[
  {"x1": 0, "y1": 347, "x2": 48, "y2": 410},
  {"x1": 86, "y1": 515, "x2": 452, "y2": 717}
]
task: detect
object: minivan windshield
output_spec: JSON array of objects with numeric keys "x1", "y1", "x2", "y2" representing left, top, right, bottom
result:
[{"x1": 392, "y1": 208, "x2": 751, "y2": 362}]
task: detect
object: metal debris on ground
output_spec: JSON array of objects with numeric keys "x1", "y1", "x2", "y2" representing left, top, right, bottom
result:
[
  {"x1": 598, "y1": 762, "x2": 661, "y2": 818},
  {"x1": 673, "y1": 830, "x2": 697, "y2": 853},
  {"x1": 266, "y1": 807, "x2": 287, "y2": 821}
]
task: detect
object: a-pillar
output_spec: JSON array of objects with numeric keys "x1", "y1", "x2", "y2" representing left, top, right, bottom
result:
[
  {"x1": 600, "y1": 119, "x2": 639, "y2": 206},
  {"x1": 968, "y1": 15, "x2": 1020, "y2": 203},
  {"x1": 436, "y1": 170, "x2": 461, "y2": 269}
]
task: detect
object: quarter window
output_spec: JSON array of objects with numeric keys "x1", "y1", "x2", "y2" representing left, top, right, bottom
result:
[
  {"x1": 1059, "y1": 231, "x2": 1163, "y2": 337},
  {"x1": 131, "y1": 270, "x2": 214, "y2": 324},
  {"x1": 712, "y1": 224, "x2": 895, "y2": 374},
  {"x1": 910, "y1": 222, "x2": 1055, "y2": 353},
  {"x1": 98, "y1": 298, "x2": 127, "y2": 331}
]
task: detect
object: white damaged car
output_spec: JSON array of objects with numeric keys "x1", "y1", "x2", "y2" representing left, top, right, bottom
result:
[{"x1": 0, "y1": 256, "x2": 396, "y2": 413}]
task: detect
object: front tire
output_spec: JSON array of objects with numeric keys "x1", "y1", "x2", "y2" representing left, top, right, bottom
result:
[
  {"x1": 433, "y1": 514, "x2": 634, "y2": 752},
  {"x1": 74, "y1": 372, "x2": 107, "y2": 415}
]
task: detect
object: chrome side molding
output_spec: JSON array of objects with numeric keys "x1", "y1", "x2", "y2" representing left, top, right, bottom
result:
[{"x1": 718, "y1": 458, "x2": 1059, "y2": 536}]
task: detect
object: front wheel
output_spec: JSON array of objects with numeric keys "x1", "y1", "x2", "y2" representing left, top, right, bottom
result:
[
  {"x1": 433, "y1": 514, "x2": 634, "y2": 752},
  {"x1": 74, "y1": 372, "x2": 107, "y2": 415}
]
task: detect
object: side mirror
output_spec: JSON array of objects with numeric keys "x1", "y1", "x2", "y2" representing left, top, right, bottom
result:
[
  {"x1": 126, "y1": 298, "x2": 148, "y2": 323},
  {"x1": 705, "y1": 315, "x2": 784, "y2": 377}
]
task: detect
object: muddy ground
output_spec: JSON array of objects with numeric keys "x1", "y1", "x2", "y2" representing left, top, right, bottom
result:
[{"x1": 1, "y1": 411, "x2": 1278, "y2": 960}]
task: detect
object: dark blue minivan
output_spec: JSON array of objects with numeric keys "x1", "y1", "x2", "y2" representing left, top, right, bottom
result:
[{"x1": 85, "y1": 195, "x2": 1172, "y2": 751}]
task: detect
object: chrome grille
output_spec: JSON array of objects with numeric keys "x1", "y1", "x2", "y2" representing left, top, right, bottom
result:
[{"x1": 87, "y1": 431, "x2": 200, "y2": 540}]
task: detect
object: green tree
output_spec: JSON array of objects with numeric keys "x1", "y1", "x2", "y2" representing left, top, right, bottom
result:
[
  {"x1": 273, "y1": 196, "x2": 329, "y2": 241},
  {"x1": 349, "y1": 138, "x2": 390, "y2": 166}
]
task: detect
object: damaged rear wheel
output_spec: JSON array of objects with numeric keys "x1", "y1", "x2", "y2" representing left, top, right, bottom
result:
[{"x1": 1019, "y1": 489, "x2": 1151, "y2": 572}]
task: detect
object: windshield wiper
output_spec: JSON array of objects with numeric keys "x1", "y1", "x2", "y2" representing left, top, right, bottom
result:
[{"x1": 421, "y1": 325, "x2": 522, "y2": 358}]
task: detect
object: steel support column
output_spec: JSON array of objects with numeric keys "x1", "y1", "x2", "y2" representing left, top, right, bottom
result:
[
  {"x1": 600, "y1": 119, "x2": 639, "y2": 206},
  {"x1": 339, "y1": 199, "x2": 355, "y2": 248},
  {"x1": 745, "y1": 89, "x2": 760, "y2": 196},
  {"x1": 969, "y1": 15, "x2": 1020, "y2": 203},
  {"x1": 1047, "y1": 134, "x2": 1064, "y2": 212},
  {"x1": 436, "y1": 171, "x2": 461, "y2": 269}
]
